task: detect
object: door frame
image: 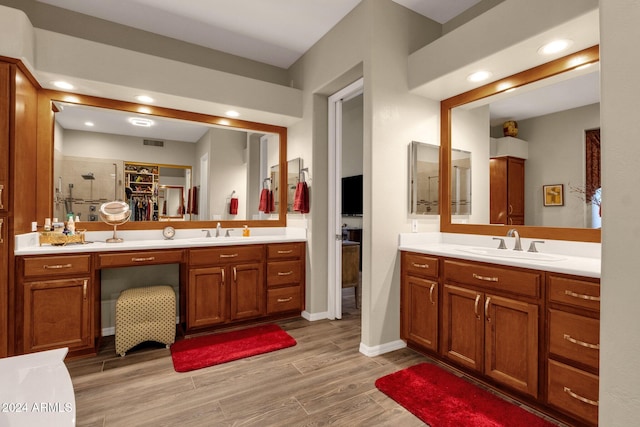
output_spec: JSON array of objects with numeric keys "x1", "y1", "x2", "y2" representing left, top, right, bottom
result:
[{"x1": 327, "y1": 78, "x2": 363, "y2": 320}]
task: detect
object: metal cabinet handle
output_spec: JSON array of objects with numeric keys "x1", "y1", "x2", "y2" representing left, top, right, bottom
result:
[
  {"x1": 221, "y1": 268, "x2": 225, "y2": 284},
  {"x1": 564, "y1": 289, "x2": 600, "y2": 302},
  {"x1": 412, "y1": 263, "x2": 429, "y2": 269},
  {"x1": 474, "y1": 294, "x2": 481, "y2": 319},
  {"x1": 429, "y1": 283, "x2": 435, "y2": 305},
  {"x1": 83, "y1": 279, "x2": 88, "y2": 300},
  {"x1": 220, "y1": 253, "x2": 239, "y2": 258},
  {"x1": 563, "y1": 334, "x2": 600, "y2": 350},
  {"x1": 0, "y1": 218, "x2": 3, "y2": 244},
  {"x1": 277, "y1": 271, "x2": 294, "y2": 276},
  {"x1": 277, "y1": 250, "x2": 293, "y2": 254},
  {"x1": 132, "y1": 257, "x2": 155, "y2": 262},
  {"x1": 473, "y1": 273, "x2": 498, "y2": 282},
  {"x1": 44, "y1": 263, "x2": 72, "y2": 269},
  {"x1": 233, "y1": 267, "x2": 237, "y2": 282},
  {"x1": 0, "y1": 184, "x2": 4, "y2": 210},
  {"x1": 277, "y1": 297, "x2": 293, "y2": 303},
  {"x1": 564, "y1": 387, "x2": 599, "y2": 407},
  {"x1": 484, "y1": 296, "x2": 491, "y2": 322},
  {"x1": 508, "y1": 204, "x2": 513, "y2": 214}
]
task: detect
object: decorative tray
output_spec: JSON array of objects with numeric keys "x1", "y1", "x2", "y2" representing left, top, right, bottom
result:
[{"x1": 39, "y1": 230, "x2": 87, "y2": 246}]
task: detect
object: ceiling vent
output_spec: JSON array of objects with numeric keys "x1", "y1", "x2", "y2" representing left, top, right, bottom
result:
[{"x1": 143, "y1": 139, "x2": 164, "y2": 147}]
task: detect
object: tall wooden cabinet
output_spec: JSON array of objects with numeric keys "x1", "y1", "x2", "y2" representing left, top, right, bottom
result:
[
  {"x1": 490, "y1": 156, "x2": 525, "y2": 225},
  {"x1": 0, "y1": 60, "x2": 39, "y2": 357}
]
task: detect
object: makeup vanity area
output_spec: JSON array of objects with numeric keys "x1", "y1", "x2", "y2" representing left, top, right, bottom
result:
[{"x1": 400, "y1": 48, "x2": 602, "y2": 426}]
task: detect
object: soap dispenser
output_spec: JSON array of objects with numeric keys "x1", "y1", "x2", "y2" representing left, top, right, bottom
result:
[{"x1": 242, "y1": 225, "x2": 250, "y2": 237}]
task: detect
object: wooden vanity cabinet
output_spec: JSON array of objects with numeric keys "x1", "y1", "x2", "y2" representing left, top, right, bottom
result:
[
  {"x1": 400, "y1": 252, "x2": 439, "y2": 353},
  {"x1": 490, "y1": 156, "x2": 525, "y2": 225},
  {"x1": 546, "y1": 273, "x2": 600, "y2": 426},
  {"x1": 187, "y1": 245, "x2": 265, "y2": 329},
  {"x1": 17, "y1": 255, "x2": 95, "y2": 356},
  {"x1": 441, "y1": 259, "x2": 541, "y2": 398},
  {"x1": 266, "y1": 242, "x2": 305, "y2": 315}
]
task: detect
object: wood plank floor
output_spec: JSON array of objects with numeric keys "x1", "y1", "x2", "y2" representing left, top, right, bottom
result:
[{"x1": 65, "y1": 288, "x2": 566, "y2": 426}]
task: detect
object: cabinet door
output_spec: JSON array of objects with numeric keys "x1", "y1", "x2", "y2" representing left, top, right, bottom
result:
[
  {"x1": 484, "y1": 294, "x2": 538, "y2": 397},
  {"x1": 403, "y1": 275, "x2": 438, "y2": 352},
  {"x1": 507, "y1": 157, "x2": 525, "y2": 219},
  {"x1": 23, "y1": 277, "x2": 92, "y2": 353},
  {"x1": 0, "y1": 216, "x2": 7, "y2": 357},
  {"x1": 230, "y1": 262, "x2": 265, "y2": 321},
  {"x1": 188, "y1": 267, "x2": 226, "y2": 328},
  {"x1": 441, "y1": 284, "x2": 484, "y2": 371},
  {"x1": 0, "y1": 63, "x2": 8, "y2": 213}
]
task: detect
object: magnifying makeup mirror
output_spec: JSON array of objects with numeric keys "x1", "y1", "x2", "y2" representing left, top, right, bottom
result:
[{"x1": 99, "y1": 201, "x2": 131, "y2": 243}]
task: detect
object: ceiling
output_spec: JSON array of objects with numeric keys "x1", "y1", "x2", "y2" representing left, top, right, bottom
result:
[{"x1": 36, "y1": 0, "x2": 482, "y2": 68}]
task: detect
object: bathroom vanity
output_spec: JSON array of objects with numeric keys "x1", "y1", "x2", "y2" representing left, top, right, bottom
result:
[
  {"x1": 400, "y1": 233, "x2": 600, "y2": 426},
  {"x1": 14, "y1": 230, "x2": 306, "y2": 359}
]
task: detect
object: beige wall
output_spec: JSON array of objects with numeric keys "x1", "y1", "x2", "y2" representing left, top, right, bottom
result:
[{"x1": 600, "y1": 0, "x2": 640, "y2": 424}]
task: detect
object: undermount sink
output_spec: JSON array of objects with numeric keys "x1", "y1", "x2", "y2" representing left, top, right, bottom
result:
[{"x1": 456, "y1": 247, "x2": 565, "y2": 262}]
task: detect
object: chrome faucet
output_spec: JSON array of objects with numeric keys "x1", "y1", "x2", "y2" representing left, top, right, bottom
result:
[
  {"x1": 506, "y1": 228, "x2": 522, "y2": 251},
  {"x1": 216, "y1": 222, "x2": 222, "y2": 237},
  {"x1": 225, "y1": 228, "x2": 235, "y2": 237},
  {"x1": 202, "y1": 229, "x2": 211, "y2": 238}
]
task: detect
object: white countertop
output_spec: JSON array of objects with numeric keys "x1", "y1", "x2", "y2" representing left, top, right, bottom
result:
[
  {"x1": 399, "y1": 232, "x2": 601, "y2": 278},
  {"x1": 15, "y1": 227, "x2": 307, "y2": 256}
]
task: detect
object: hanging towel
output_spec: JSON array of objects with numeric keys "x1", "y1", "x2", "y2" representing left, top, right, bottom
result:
[
  {"x1": 259, "y1": 188, "x2": 269, "y2": 212},
  {"x1": 229, "y1": 197, "x2": 238, "y2": 215},
  {"x1": 190, "y1": 186, "x2": 199, "y2": 215},
  {"x1": 293, "y1": 182, "x2": 310, "y2": 213}
]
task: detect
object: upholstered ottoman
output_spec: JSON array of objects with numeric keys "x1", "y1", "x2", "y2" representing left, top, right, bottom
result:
[{"x1": 115, "y1": 285, "x2": 176, "y2": 357}]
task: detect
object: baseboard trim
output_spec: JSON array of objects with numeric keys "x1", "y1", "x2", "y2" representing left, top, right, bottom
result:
[
  {"x1": 359, "y1": 339, "x2": 406, "y2": 357},
  {"x1": 301, "y1": 310, "x2": 330, "y2": 321}
]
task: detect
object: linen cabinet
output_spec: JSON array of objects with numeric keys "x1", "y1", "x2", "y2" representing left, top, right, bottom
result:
[{"x1": 490, "y1": 156, "x2": 525, "y2": 225}]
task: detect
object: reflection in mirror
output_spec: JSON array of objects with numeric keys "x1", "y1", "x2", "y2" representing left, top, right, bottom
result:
[
  {"x1": 409, "y1": 141, "x2": 439, "y2": 215},
  {"x1": 52, "y1": 102, "x2": 280, "y2": 223},
  {"x1": 441, "y1": 46, "x2": 601, "y2": 242},
  {"x1": 451, "y1": 148, "x2": 471, "y2": 216},
  {"x1": 271, "y1": 157, "x2": 302, "y2": 213},
  {"x1": 158, "y1": 185, "x2": 185, "y2": 219}
]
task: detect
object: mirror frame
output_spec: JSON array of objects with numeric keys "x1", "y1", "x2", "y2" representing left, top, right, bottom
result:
[
  {"x1": 37, "y1": 89, "x2": 288, "y2": 230},
  {"x1": 440, "y1": 45, "x2": 601, "y2": 242}
]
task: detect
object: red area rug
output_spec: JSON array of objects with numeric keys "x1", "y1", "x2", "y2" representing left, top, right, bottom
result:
[
  {"x1": 375, "y1": 363, "x2": 555, "y2": 427},
  {"x1": 170, "y1": 324, "x2": 296, "y2": 372}
]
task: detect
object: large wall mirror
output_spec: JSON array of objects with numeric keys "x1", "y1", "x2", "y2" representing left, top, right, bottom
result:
[
  {"x1": 40, "y1": 90, "x2": 288, "y2": 230},
  {"x1": 440, "y1": 46, "x2": 601, "y2": 242}
]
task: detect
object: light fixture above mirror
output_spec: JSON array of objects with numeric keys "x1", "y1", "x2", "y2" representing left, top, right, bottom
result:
[{"x1": 440, "y1": 45, "x2": 600, "y2": 243}]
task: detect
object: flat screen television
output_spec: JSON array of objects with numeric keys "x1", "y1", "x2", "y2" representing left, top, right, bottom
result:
[{"x1": 342, "y1": 174, "x2": 363, "y2": 216}]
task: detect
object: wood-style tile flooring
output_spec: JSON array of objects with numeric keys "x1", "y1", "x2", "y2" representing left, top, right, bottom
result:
[{"x1": 65, "y1": 288, "x2": 566, "y2": 426}]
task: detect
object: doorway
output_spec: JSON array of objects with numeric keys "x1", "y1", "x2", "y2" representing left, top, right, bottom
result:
[{"x1": 327, "y1": 78, "x2": 363, "y2": 320}]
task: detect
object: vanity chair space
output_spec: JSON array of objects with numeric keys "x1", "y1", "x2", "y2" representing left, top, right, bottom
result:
[
  {"x1": 402, "y1": 47, "x2": 602, "y2": 427},
  {"x1": 2, "y1": 54, "x2": 307, "y2": 361}
]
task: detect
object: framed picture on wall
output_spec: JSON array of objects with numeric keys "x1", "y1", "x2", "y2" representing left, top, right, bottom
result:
[{"x1": 543, "y1": 184, "x2": 564, "y2": 206}]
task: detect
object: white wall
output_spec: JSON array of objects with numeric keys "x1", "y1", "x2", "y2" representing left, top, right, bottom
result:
[{"x1": 599, "y1": 0, "x2": 640, "y2": 424}]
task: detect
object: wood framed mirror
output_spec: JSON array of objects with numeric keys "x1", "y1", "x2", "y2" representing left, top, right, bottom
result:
[
  {"x1": 37, "y1": 90, "x2": 288, "y2": 231},
  {"x1": 440, "y1": 46, "x2": 601, "y2": 242}
]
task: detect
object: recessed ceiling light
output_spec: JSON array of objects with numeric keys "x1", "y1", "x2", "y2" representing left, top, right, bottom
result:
[
  {"x1": 84, "y1": 121, "x2": 94, "y2": 127},
  {"x1": 128, "y1": 117, "x2": 154, "y2": 127},
  {"x1": 136, "y1": 95, "x2": 154, "y2": 103},
  {"x1": 53, "y1": 81, "x2": 74, "y2": 90},
  {"x1": 225, "y1": 110, "x2": 240, "y2": 117},
  {"x1": 538, "y1": 39, "x2": 573, "y2": 55},
  {"x1": 467, "y1": 70, "x2": 492, "y2": 83}
]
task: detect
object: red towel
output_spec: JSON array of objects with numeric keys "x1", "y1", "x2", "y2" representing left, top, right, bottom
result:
[
  {"x1": 259, "y1": 188, "x2": 269, "y2": 212},
  {"x1": 229, "y1": 197, "x2": 238, "y2": 215},
  {"x1": 293, "y1": 182, "x2": 309, "y2": 213}
]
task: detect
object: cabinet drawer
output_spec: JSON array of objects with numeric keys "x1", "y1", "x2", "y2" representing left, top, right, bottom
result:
[
  {"x1": 267, "y1": 242, "x2": 304, "y2": 260},
  {"x1": 97, "y1": 249, "x2": 184, "y2": 268},
  {"x1": 403, "y1": 253, "x2": 439, "y2": 279},
  {"x1": 23, "y1": 255, "x2": 91, "y2": 278},
  {"x1": 444, "y1": 260, "x2": 541, "y2": 298},
  {"x1": 548, "y1": 359, "x2": 599, "y2": 424},
  {"x1": 267, "y1": 286, "x2": 302, "y2": 314},
  {"x1": 190, "y1": 245, "x2": 264, "y2": 266},
  {"x1": 267, "y1": 260, "x2": 302, "y2": 287},
  {"x1": 549, "y1": 309, "x2": 599, "y2": 370},
  {"x1": 549, "y1": 275, "x2": 600, "y2": 312}
]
